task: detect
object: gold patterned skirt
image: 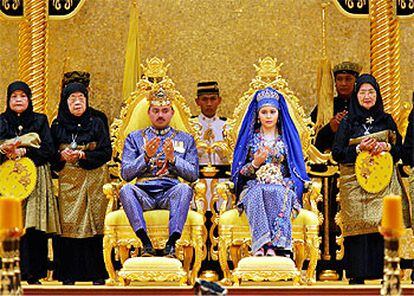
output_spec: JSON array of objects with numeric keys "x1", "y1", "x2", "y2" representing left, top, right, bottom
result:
[
  {"x1": 409, "y1": 172, "x2": 414, "y2": 229},
  {"x1": 339, "y1": 164, "x2": 410, "y2": 237},
  {"x1": 58, "y1": 163, "x2": 109, "y2": 238},
  {"x1": 23, "y1": 164, "x2": 61, "y2": 234}
]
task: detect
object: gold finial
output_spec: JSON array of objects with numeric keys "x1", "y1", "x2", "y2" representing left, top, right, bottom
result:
[
  {"x1": 141, "y1": 57, "x2": 170, "y2": 78},
  {"x1": 253, "y1": 57, "x2": 283, "y2": 78}
]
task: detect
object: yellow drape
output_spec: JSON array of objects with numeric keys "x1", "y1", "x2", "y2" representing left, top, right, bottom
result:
[
  {"x1": 122, "y1": 0, "x2": 141, "y2": 101},
  {"x1": 315, "y1": 57, "x2": 334, "y2": 132}
]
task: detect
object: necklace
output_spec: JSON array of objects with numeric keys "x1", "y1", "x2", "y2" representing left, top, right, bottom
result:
[
  {"x1": 70, "y1": 133, "x2": 78, "y2": 150},
  {"x1": 362, "y1": 124, "x2": 372, "y2": 136},
  {"x1": 149, "y1": 126, "x2": 171, "y2": 136},
  {"x1": 263, "y1": 137, "x2": 275, "y2": 147},
  {"x1": 15, "y1": 125, "x2": 23, "y2": 139},
  {"x1": 260, "y1": 128, "x2": 278, "y2": 144},
  {"x1": 362, "y1": 117, "x2": 374, "y2": 136}
]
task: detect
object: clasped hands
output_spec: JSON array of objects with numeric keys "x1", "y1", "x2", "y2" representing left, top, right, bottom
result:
[
  {"x1": 145, "y1": 137, "x2": 175, "y2": 162},
  {"x1": 60, "y1": 148, "x2": 85, "y2": 163},
  {"x1": 0, "y1": 140, "x2": 26, "y2": 159},
  {"x1": 358, "y1": 137, "x2": 390, "y2": 155},
  {"x1": 252, "y1": 146, "x2": 270, "y2": 168}
]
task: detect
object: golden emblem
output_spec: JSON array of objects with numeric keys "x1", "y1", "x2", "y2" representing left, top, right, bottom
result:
[
  {"x1": 355, "y1": 151, "x2": 393, "y2": 193},
  {"x1": 0, "y1": 157, "x2": 37, "y2": 200}
]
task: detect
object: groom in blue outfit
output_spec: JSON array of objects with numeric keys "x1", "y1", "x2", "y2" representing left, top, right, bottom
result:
[{"x1": 119, "y1": 87, "x2": 199, "y2": 257}]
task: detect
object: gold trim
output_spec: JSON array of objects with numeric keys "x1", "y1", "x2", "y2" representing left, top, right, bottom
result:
[
  {"x1": 49, "y1": 0, "x2": 86, "y2": 20},
  {"x1": 0, "y1": 0, "x2": 22, "y2": 20},
  {"x1": 332, "y1": 0, "x2": 369, "y2": 19},
  {"x1": 0, "y1": 0, "x2": 86, "y2": 20}
]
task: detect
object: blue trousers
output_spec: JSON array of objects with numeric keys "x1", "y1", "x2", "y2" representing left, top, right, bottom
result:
[{"x1": 119, "y1": 183, "x2": 193, "y2": 235}]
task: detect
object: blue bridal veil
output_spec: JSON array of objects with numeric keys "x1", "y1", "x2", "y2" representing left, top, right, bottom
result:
[{"x1": 231, "y1": 87, "x2": 309, "y2": 202}]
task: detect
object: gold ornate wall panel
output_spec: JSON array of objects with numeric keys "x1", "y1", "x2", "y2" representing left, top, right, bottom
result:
[{"x1": 0, "y1": 0, "x2": 413, "y2": 120}]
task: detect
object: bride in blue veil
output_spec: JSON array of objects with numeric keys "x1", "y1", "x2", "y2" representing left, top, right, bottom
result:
[{"x1": 231, "y1": 87, "x2": 309, "y2": 256}]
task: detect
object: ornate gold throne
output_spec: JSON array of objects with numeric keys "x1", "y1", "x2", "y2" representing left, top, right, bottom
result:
[
  {"x1": 209, "y1": 57, "x2": 326, "y2": 285},
  {"x1": 103, "y1": 57, "x2": 207, "y2": 286}
]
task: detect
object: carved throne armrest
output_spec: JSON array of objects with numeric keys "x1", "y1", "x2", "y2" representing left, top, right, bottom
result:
[
  {"x1": 103, "y1": 181, "x2": 126, "y2": 215},
  {"x1": 192, "y1": 180, "x2": 207, "y2": 216},
  {"x1": 209, "y1": 180, "x2": 236, "y2": 263}
]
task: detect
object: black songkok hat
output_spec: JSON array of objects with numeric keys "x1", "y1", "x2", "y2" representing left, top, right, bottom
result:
[
  {"x1": 333, "y1": 61, "x2": 362, "y2": 78},
  {"x1": 197, "y1": 81, "x2": 219, "y2": 96},
  {"x1": 62, "y1": 71, "x2": 91, "y2": 88}
]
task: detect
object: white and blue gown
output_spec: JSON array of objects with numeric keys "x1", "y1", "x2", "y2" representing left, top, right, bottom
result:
[{"x1": 237, "y1": 132, "x2": 301, "y2": 253}]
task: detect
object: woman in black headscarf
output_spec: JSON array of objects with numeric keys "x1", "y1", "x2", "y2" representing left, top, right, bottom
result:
[
  {"x1": 333, "y1": 74, "x2": 409, "y2": 284},
  {"x1": 51, "y1": 82, "x2": 111, "y2": 285},
  {"x1": 402, "y1": 95, "x2": 414, "y2": 254},
  {"x1": 402, "y1": 106, "x2": 414, "y2": 168},
  {"x1": 0, "y1": 81, "x2": 60, "y2": 284}
]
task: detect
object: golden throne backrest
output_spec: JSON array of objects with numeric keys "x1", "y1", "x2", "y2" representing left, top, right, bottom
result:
[
  {"x1": 110, "y1": 57, "x2": 196, "y2": 176},
  {"x1": 224, "y1": 57, "x2": 315, "y2": 163}
]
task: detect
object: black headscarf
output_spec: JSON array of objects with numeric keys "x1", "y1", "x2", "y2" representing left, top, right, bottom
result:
[
  {"x1": 2, "y1": 81, "x2": 34, "y2": 130},
  {"x1": 348, "y1": 74, "x2": 385, "y2": 124},
  {"x1": 56, "y1": 82, "x2": 91, "y2": 132}
]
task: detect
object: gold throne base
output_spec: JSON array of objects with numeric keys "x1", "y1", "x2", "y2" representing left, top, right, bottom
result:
[
  {"x1": 216, "y1": 208, "x2": 320, "y2": 285},
  {"x1": 103, "y1": 208, "x2": 206, "y2": 286}
]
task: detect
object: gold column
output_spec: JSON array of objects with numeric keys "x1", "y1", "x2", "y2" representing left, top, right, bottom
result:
[
  {"x1": 388, "y1": 2, "x2": 402, "y2": 126},
  {"x1": 26, "y1": 0, "x2": 49, "y2": 113},
  {"x1": 18, "y1": 4, "x2": 32, "y2": 84},
  {"x1": 370, "y1": 0, "x2": 402, "y2": 126}
]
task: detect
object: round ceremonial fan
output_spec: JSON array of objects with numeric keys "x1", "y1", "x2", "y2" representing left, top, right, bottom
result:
[
  {"x1": 0, "y1": 157, "x2": 37, "y2": 200},
  {"x1": 355, "y1": 151, "x2": 393, "y2": 194}
]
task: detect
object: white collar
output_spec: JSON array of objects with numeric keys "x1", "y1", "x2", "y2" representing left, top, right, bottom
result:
[{"x1": 199, "y1": 114, "x2": 217, "y2": 123}]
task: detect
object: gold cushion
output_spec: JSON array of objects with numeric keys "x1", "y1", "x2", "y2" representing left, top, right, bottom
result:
[
  {"x1": 122, "y1": 257, "x2": 183, "y2": 271},
  {"x1": 233, "y1": 256, "x2": 299, "y2": 283},
  {"x1": 105, "y1": 209, "x2": 204, "y2": 227},
  {"x1": 236, "y1": 256, "x2": 296, "y2": 272}
]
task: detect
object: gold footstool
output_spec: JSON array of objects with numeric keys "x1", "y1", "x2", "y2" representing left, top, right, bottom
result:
[
  {"x1": 118, "y1": 257, "x2": 187, "y2": 286},
  {"x1": 232, "y1": 256, "x2": 299, "y2": 285}
]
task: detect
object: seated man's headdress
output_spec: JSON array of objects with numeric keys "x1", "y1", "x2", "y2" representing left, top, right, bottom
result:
[{"x1": 148, "y1": 87, "x2": 173, "y2": 106}]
